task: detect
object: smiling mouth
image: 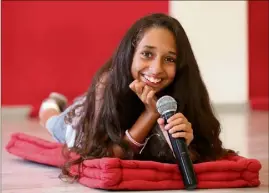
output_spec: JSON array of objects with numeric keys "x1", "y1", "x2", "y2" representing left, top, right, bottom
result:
[{"x1": 142, "y1": 74, "x2": 162, "y2": 84}]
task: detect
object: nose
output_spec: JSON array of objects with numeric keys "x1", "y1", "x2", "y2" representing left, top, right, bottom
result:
[{"x1": 148, "y1": 58, "x2": 163, "y2": 75}]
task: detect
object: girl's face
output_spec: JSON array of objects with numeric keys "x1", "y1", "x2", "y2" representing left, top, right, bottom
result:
[{"x1": 131, "y1": 27, "x2": 177, "y2": 93}]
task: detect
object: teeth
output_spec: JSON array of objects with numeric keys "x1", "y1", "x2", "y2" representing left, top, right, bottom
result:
[{"x1": 144, "y1": 75, "x2": 161, "y2": 83}]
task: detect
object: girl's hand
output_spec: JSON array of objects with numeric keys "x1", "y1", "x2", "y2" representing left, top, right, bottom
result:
[
  {"x1": 157, "y1": 113, "x2": 194, "y2": 146},
  {"x1": 129, "y1": 80, "x2": 158, "y2": 116}
]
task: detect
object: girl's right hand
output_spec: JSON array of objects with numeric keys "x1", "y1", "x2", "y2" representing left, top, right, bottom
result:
[{"x1": 129, "y1": 80, "x2": 159, "y2": 116}]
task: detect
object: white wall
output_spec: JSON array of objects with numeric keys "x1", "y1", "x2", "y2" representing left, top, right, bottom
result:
[{"x1": 170, "y1": 1, "x2": 248, "y2": 104}]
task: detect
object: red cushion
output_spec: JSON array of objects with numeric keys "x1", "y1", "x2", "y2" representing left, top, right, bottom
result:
[{"x1": 6, "y1": 132, "x2": 262, "y2": 190}]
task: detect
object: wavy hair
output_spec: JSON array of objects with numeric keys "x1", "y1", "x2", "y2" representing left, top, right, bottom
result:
[{"x1": 61, "y1": 13, "x2": 236, "y2": 179}]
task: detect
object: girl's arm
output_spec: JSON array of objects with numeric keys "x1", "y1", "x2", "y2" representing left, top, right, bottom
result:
[
  {"x1": 95, "y1": 74, "x2": 159, "y2": 158},
  {"x1": 112, "y1": 111, "x2": 159, "y2": 158},
  {"x1": 123, "y1": 111, "x2": 159, "y2": 147}
]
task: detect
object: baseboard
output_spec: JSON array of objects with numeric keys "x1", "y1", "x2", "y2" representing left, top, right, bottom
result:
[
  {"x1": 250, "y1": 98, "x2": 269, "y2": 111},
  {"x1": 1, "y1": 103, "x2": 250, "y2": 120},
  {"x1": 1, "y1": 105, "x2": 32, "y2": 119}
]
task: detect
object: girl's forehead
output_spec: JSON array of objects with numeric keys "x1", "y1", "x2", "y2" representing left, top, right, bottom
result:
[{"x1": 137, "y1": 28, "x2": 177, "y2": 53}]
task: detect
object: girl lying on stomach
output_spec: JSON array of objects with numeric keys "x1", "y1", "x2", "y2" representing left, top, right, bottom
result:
[{"x1": 39, "y1": 13, "x2": 236, "y2": 178}]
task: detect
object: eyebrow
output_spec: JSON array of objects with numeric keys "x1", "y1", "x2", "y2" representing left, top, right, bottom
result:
[{"x1": 143, "y1": 45, "x2": 177, "y2": 56}]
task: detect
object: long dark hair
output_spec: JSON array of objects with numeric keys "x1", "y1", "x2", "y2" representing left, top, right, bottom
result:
[{"x1": 61, "y1": 13, "x2": 235, "y2": 179}]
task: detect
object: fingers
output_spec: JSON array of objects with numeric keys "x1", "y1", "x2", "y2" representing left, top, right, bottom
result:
[
  {"x1": 130, "y1": 80, "x2": 156, "y2": 104},
  {"x1": 145, "y1": 89, "x2": 156, "y2": 105},
  {"x1": 169, "y1": 127, "x2": 193, "y2": 146},
  {"x1": 140, "y1": 85, "x2": 151, "y2": 102},
  {"x1": 129, "y1": 80, "x2": 158, "y2": 114},
  {"x1": 134, "y1": 81, "x2": 145, "y2": 95},
  {"x1": 139, "y1": 85, "x2": 156, "y2": 106},
  {"x1": 164, "y1": 113, "x2": 194, "y2": 146},
  {"x1": 129, "y1": 80, "x2": 145, "y2": 94},
  {"x1": 129, "y1": 80, "x2": 138, "y2": 92},
  {"x1": 164, "y1": 118, "x2": 185, "y2": 130},
  {"x1": 157, "y1": 117, "x2": 165, "y2": 130},
  {"x1": 157, "y1": 117, "x2": 165, "y2": 125},
  {"x1": 171, "y1": 132, "x2": 193, "y2": 144},
  {"x1": 167, "y1": 124, "x2": 191, "y2": 134},
  {"x1": 167, "y1": 113, "x2": 185, "y2": 123}
]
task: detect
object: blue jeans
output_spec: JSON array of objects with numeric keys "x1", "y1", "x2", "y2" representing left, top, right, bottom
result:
[{"x1": 45, "y1": 98, "x2": 83, "y2": 147}]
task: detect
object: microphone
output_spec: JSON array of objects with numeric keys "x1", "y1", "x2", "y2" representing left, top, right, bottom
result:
[{"x1": 156, "y1": 95, "x2": 197, "y2": 190}]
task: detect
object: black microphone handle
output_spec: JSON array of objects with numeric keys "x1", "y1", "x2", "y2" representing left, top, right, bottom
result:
[{"x1": 162, "y1": 111, "x2": 197, "y2": 190}]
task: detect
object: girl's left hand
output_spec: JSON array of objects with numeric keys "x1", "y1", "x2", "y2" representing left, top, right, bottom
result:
[{"x1": 157, "y1": 113, "x2": 194, "y2": 146}]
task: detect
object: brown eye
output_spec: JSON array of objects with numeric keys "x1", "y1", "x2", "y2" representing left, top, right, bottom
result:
[
  {"x1": 141, "y1": 51, "x2": 153, "y2": 58},
  {"x1": 164, "y1": 57, "x2": 176, "y2": 63}
]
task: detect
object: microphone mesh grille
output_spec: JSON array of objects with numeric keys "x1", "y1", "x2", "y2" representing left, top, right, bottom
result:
[{"x1": 156, "y1": 95, "x2": 177, "y2": 115}]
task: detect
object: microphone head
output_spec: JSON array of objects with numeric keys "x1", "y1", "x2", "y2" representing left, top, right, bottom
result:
[{"x1": 156, "y1": 95, "x2": 177, "y2": 116}]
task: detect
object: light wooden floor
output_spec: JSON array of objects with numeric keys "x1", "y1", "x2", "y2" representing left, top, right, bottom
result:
[{"x1": 1, "y1": 108, "x2": 268, "y2": 193}]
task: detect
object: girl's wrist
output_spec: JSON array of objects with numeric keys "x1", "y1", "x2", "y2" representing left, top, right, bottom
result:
[{"x1": 144, "y1": 109, "x2": 159, "y2": 120}]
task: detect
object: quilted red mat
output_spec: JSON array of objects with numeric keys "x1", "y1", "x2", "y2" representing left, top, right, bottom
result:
[{"x1": 6, "y1": 132, "x2": 262, "y2": 190}]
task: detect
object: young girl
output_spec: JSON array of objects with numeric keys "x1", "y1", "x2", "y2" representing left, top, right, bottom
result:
[{"x1": 39, "y1": 13, "x2": 235, "y2": 177}]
